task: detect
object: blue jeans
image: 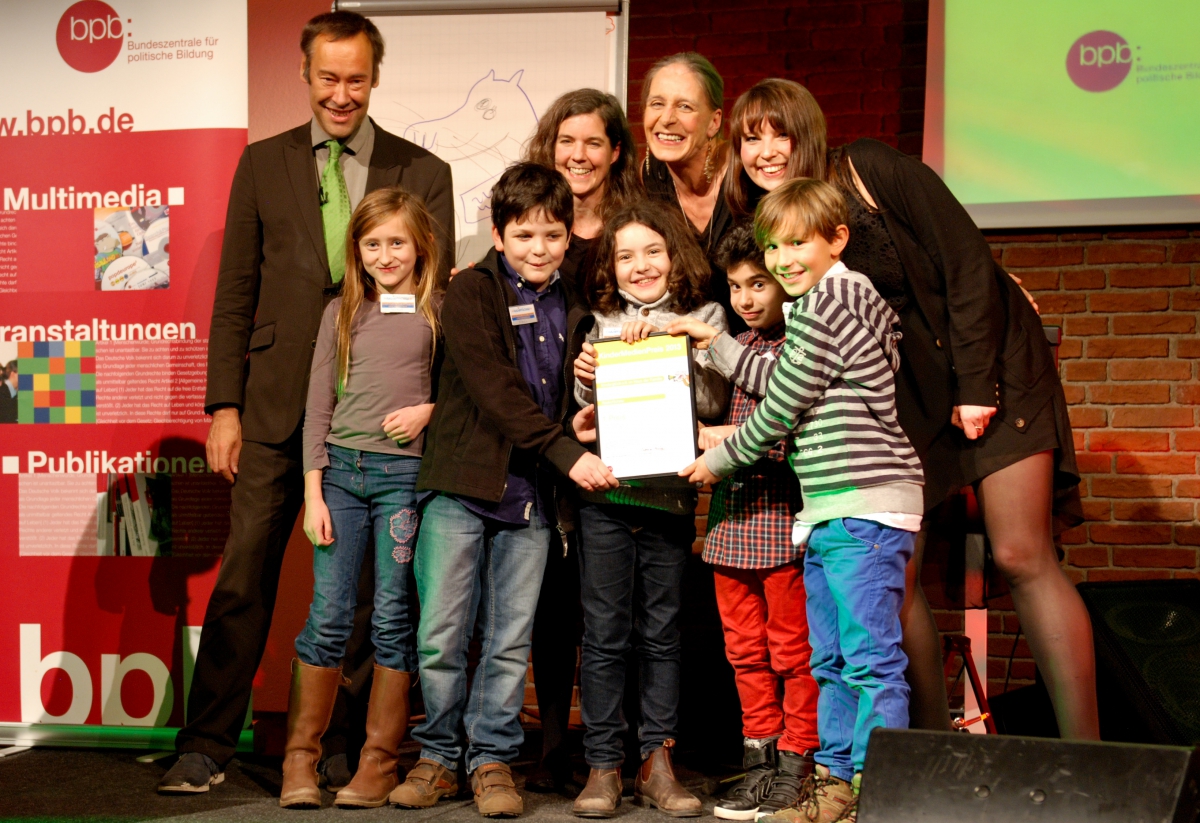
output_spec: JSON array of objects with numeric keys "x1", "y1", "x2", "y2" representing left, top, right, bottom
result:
[
  {"x1": 577, "y1": 503, "x2": 692, "y2": 767},
  {"x1": 805, "y1": 518, "x2": 914, "y2": 781},
  {"x1": 412, "y1": 494, "x2": 550, "y2": 772},
  {"x1": 294, "y1": 445, "x2": 420, "y2": 672}
]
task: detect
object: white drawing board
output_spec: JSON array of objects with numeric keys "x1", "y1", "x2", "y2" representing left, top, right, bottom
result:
[{"x1": 361, "y1": 5, "x2": 627, "y2": 267}]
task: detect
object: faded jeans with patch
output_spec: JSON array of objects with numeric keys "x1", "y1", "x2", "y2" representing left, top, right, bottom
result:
[
  {"x1": 295, "y1": 444, "x2": 420, "y2": 673},
  {"x1": 411, "y1": 494, "x2": 550, "y2": 773}
]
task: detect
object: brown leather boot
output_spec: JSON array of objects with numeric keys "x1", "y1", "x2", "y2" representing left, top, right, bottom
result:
[
  {"x1": 634, "y1": 740, "x2": 702, "y2": 818},
  {"x1": 572, "y1": 768, "x2": 621, "y2": 818},
  {"x1": 472, "y1": 762, "x2": 523, "y2": 818},
  {"x1": 279, "y1": 659, "x2": 348, "y2": 809},
  {"x1": 334, "y1": 665, "x2": 411, "y2": 808}
]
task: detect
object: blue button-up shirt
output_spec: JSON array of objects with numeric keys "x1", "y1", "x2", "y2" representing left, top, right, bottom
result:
[{"x1": 454, "y1": 254, "x2": 567, "y2": 526}]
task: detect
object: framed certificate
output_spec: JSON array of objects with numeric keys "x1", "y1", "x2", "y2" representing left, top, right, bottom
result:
[{"x1": 593, "y1": 332, "x2": 699, "y2": 483}]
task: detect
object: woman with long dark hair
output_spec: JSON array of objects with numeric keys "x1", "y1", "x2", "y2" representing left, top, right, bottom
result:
[
  {"x1": 521, "y1": 88, "x2": 641, "y2": 795},
  {"x1": 525, "y1": 88, "x2": 640, "y2": 287},
  {"x1": 724, "y1": 78, "x2": 1098, "y2": 740}
]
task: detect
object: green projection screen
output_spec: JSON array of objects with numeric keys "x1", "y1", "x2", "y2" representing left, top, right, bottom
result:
[{"x1": 923, "y1": 0, "x2": 1200, "y2": 228}]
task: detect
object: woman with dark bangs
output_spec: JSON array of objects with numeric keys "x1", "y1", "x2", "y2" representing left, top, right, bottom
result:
[
  {"x1": 724, "y1": 79, "x2": 826, "y2": 221},
  {"x1": 525, "y1": 89, "x2": 641, "y2": 290},
  {"x1": 723, "y1": 78, "x2": 1098, "y2": 740}
]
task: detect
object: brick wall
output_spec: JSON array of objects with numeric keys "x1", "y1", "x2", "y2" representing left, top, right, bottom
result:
[
  {"x1": 628, "y1": 0, "x2": 929, "y2": 154},
  {"x1": 994, "y1": 230, "x2": 1200, "y2": 580},
  {"x1": 628, "y1": 0, "x2": 1200, "y2": 700}
]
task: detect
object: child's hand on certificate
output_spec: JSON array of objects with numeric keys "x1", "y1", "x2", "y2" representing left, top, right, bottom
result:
[
  {"x1": 665, "y1": 317, "x2": 719, "y2": 350},
  {"x1": 679, "y1": 455, "x2": 722, "y2": 487},
  {"x1": 572, "y1": 404, "x2": 598, "y2": 443},
  {"x1": 620, "y1": 320, "x2": 659, "y2": 343},
  {"x1": 569, "y1": 452, "x2": 619, "y2": 492},
  {"x1": 574, "y1": 342, "x2": 597, "y2": 386},
  {"x1": 698, "y1": 424, "x2": 737, "y2": 450}
]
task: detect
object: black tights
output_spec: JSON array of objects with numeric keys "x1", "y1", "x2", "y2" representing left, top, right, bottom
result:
[{"x1": 901, "y1": 451, "x2": 1100, "y2": 739}]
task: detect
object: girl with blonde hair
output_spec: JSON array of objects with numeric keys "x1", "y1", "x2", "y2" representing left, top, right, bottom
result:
[{"x1": 281, "y1": 186, "x2": 443, "y2": 810}]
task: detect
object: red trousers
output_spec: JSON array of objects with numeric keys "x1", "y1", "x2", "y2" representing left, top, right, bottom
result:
[{"x1": 713, "y1": 562, "x2": 820, "y2": 752}]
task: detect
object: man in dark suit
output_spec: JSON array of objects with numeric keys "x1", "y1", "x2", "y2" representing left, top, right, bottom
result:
[{"x1": 159, "y1": 11, "x2": 453, "y2": 794}]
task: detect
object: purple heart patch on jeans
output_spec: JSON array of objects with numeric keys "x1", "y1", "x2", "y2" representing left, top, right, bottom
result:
[{"x1": 390, "y1": 508, "x2": 417, "y2": 563}]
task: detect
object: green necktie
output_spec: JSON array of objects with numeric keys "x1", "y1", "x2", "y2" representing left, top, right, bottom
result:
[{"x1": 321, "y1": 139, "x2": 351, "y2": 283}]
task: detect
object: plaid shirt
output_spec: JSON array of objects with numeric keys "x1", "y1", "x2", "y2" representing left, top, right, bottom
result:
[{"x1": 703, "y1": 323, "x2": 803, "y2": 569}]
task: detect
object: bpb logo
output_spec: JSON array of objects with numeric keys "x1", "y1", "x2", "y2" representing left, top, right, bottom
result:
[
  {"x1": 1066, "y1": 30, "x2": 1133, "y2": 92},
  {"x1": 56, "y1": 0, "x2": 125, "y2": 73}
]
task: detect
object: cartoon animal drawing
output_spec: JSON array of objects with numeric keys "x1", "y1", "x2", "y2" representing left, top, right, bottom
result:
[
  {"x1": 403, "y1": 70, "x2": 538, "y2": 263},
  {"x1": 404, "y1": 69, "x2": 536, "y2": 162}
]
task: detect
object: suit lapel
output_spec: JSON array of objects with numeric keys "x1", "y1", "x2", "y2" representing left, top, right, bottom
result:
[
  {"x1": 366, "y1": 120, "x2": 404, "y2": 191},
  {"x1": 284, "y1": 125, "x2": 330, "y2": 278}
]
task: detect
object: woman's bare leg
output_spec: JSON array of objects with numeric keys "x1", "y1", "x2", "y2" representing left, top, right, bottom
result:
[
  {"x1": 976, "y1": 451, "x2": 1099, "y2": 739},
  {"x1": 901, "y1": 531, "x2": 953, "y2": 730}
]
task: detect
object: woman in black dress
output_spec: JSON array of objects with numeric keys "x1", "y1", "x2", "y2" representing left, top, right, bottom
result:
[{"x1": 725, "y1": 78, "x2": 1098, "y2": 739}]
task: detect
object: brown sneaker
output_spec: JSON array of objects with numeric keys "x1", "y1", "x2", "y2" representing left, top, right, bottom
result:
[
  {"x1": 572, "y1": 768, "x2": 621, "y2": 818},
  {"x1": 830, "y1": 775, "x2": 859, "y2": 823},
  {"x1": 472, "y1": 762, "x2": 523, "y2": 818},
  {"x1": 756, "y1": 809, "x2": 808, "y2": 823},
  {"x1": 389, "y1": 758, "x2": 458, "y2": 808},
  {"x1": 799, "y1": 766, "x2": 855, "y2": 823},
  {"x1": 634, "y1": 740, "x2": 702, "y2": 818}
]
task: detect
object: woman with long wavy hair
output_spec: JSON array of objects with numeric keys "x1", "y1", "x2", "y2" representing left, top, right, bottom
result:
[
  {"x1": 521, "y1": 88, "x2": 641, "y2": 795},
  {"x1": 525, "y1": 88, "x2": 641, "y2": 290}
]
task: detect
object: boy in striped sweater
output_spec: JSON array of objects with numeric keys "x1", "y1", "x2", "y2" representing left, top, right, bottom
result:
[{"x1": 680, "y1": 178, "x2": 924, "y2": 823}]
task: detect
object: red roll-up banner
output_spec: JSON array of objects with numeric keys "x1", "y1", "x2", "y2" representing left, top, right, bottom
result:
[{"x1": 0, "y1": 0, "x2": 250, "y2": 748}]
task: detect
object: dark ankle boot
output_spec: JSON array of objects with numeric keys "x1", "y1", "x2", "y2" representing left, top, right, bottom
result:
[
  {"x1": 279, "y1": 659, "x2": 348, "y2": 808},
  {"x1": 756, "y1": 748, "x2": 816, "y2": 818},
  {"x1": 715, "y1": 738, "x2": 778, "y2": 820},
  {"x1": 634, "y1": 740, "x2": 702, "y2": 818},
  {"x1": 334, "y1": 665, "x2": 411, "y2": 808}
]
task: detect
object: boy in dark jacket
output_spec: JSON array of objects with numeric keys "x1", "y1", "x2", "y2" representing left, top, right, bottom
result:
[{"x1": 392, "y1": 164, "x2": 616, "y2": 818}]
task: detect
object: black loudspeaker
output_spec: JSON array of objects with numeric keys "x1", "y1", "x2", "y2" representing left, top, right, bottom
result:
[
  {"x1": 858, "y1": 729, "x2": 1200, "y2": 822},
  {"x1": 1079, "y1": 580, "x2": 1200, "y2": 746}
]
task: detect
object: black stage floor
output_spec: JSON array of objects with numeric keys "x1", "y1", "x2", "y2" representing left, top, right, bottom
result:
[{"x1": 0, "y1": 734, "x2": 729, "y2": 823}]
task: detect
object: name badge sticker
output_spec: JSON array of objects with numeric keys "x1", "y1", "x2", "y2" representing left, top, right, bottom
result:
[
  {"x1": 380, "y1": 293, "x2": 417, "y2": 314},
  {"x1": 509, "y1": 304, "x2": 538, "y2": 325}
]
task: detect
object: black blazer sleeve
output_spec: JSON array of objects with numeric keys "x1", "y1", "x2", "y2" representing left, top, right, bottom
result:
[
  {"x1": 428, "y1": 292, "x2": 446, "y2": 404},
  {"x1": 441, "y1": 272, "x2": 586, "y2": 477},
  {"x1": 204, "y1": 146, "x2": 262, "y2": 414},
  {"x1": 423, "y1": 161, "x2": 455, "y2": 285},
  {"x1": 858, "y1": 140, "x2": 1003, "y2": 408}
]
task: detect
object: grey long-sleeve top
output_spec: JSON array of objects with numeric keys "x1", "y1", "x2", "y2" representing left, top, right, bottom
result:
[
  {"x1": 303, "y1": 297, "x2": 435, "y2": 473},
  {"x1": 575, "y1": 291, "x2": 731, "y2": 421}
]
